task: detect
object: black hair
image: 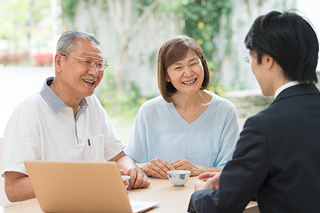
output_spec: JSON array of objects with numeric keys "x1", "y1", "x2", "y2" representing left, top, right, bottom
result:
[{"x1": 245, "y1": 10, "x2": 319, "y2": 84}]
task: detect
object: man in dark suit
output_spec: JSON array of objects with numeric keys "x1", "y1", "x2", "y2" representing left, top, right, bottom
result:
[{"x1": 188, "y1": 10, "x2": 320, "y2": 213}]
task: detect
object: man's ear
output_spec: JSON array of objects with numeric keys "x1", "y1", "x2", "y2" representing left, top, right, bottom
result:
[
  {"x1": 54, "y1": 54, "x2": 63, "y2": 73},
  {"x1": 265, "y1": 55, "x2": 274, "y2": 69}
]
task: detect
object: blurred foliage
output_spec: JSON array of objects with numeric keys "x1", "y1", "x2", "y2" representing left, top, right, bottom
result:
[
  {"x1": 160, "y1": 0, "x2": 233, "y2": 60},
  {"x1": 206, "y1": 61, "x2": 226, "y2": 96},
  {"x1": 93, "y1": 0, "x2": 231, "y2": 116},
  {"x1": 0, "y1": 52, "x2": 53, "y2": 67},
  {"x1": 60, "y1": 0, "x2": 80, "y2": 24},
  {"x1": 0, "y1": 52, "x2": 28, "y2": 66},
  {"x1": 99, "y1": 70, "x2": 149, "y2": 119},
  {"x1": 0, "y1": 0, "x2": 51, "y2": 39},
  {"x1": 0, "y1": 0, "x2": 53, "y2": 66},
  {"x1": 60, "y1": 0, "x2": 158, "y2": 118},
  {"x1": 61, "y1": 0, "x2": 157, "y2": 23},
  {"x1": 0, "y1": 0, "x2": 52, "y2": 42},
  {"x1": 33, "y1": 53, "x2": 54, "y2": 67},
  {"x1": 0, "y1": 0, "x2": 232, "y2": 116},
  {"x1": 158, "y1": 0, "x2": 232, "y2": 96}
]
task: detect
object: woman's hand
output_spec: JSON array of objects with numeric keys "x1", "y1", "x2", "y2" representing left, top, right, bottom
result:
[
  {"x1": 170, "y1": 158, "x2": 204, "y2": 176},
  {"x1": 141, "y1": 157, "x2": 175, "y2": 179},
  {"x1": 170, "y1": 159, "x2": 221, "y2": 176}
]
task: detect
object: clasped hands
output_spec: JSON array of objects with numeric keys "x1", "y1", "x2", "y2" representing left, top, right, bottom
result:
[
  {"x1": 120, "y1": 168, "x2": 150, "y2": 190},
  {"x1": 141, "y1": 157, "x2": 204, "y2": 179}
]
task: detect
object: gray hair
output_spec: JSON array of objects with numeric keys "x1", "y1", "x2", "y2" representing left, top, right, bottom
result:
[{"x1": 56, "y1": 31, "x2": 101, "y2": 54}]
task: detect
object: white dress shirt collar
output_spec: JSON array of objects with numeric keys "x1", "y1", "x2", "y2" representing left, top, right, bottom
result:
[{"x1": 274, "y1": 81, "x2": 300, "y2": 99}]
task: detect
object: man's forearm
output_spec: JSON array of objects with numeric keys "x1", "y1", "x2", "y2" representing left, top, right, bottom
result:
[
  {"x1": 116, "y1": 155, "x2": 138, "y2": 170},
  {"x1": 4, "y1": 172, "x2": 36, "y2": 202}
]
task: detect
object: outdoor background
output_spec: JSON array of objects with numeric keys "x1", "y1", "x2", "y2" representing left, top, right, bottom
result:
[{"x1": 1, "y1": 0, "x2": 320, "y2": 141}]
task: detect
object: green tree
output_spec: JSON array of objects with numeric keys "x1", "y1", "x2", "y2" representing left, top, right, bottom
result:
[
  {"x1": 159, "y1": 0, "x2": 233, "y2": 95},
  {"x1": 60, "y1": 0, "x2": 232, "y2": 117},
  {"x1": 61, "y1": 0, "x2": 161, "y2": 94},
  {"x1": 60, "y1": 0, "x2": 161, "y2": 117},
  {"x1": 161, "y1": 0, "x2": 232, "y2": 60}
]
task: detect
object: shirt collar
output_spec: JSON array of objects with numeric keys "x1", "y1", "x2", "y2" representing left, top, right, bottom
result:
[
  {"x1": 40, "y1": 77, "x2": 88, "y2": 114},
  {"x1": 274, "y1": 81, "x2": 300, "y2": 99}
]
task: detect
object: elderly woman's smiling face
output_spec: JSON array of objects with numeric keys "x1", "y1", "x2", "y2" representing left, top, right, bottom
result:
[{"x1": 166, "y1": 49, "x2": 204, "y2": 95}]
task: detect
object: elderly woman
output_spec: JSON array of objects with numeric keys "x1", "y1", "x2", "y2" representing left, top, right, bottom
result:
[{"x1": 125, "y1": 35, "x2": 239, "y2": 179}]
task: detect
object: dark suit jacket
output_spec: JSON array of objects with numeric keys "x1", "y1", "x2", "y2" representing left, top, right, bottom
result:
[{"x1": 188, "y1": 84, "x2": 320, "y2": 213}]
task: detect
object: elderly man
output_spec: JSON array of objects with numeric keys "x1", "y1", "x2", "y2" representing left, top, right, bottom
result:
[
  {"x1": 188, "y1": 11, "x2": 320, "y2": 212},
  {"x1": 2, "y1": 31, "x2": 150, "y2": 202}
]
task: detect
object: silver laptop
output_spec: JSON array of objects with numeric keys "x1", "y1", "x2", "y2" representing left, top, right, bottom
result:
[{"x1": 24, "y1": 161, "x2": 159, "y2": 213}]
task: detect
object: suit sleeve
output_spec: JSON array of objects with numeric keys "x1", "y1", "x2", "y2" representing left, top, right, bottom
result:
[{"x1": 188, "y1": 116, "x2": 268, "y2": 212}]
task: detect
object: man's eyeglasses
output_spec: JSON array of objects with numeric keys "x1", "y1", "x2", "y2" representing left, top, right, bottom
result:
[
  {"x1": 244, "y1": 55, "x2": 252, "y2": 64},
  {"x1": 60, "y1": 54, "x2": 109, "y2": 71}
]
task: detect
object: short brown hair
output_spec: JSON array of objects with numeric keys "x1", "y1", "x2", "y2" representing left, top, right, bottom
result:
[{"x1": 157, "y1": 35, "x2": 210, "y2": 102}]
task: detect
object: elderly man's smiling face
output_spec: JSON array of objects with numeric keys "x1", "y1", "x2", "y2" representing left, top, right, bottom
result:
[{"x1": 59, "y1": 38, "x2": 104, "y2": 100}]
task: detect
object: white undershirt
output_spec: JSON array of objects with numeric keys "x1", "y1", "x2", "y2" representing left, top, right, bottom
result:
[{"x1": 274, "y1": 81, "x2": 300, "y2": 99}]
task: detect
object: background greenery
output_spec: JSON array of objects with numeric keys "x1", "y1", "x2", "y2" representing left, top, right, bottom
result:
[
  {"x1": 0, "y1": 0, "x2": 241, "y2": 142},
  {"x1": 61, "y1": 0, "x2": 233, "y2": 120},
  {"x1": 0, "y1": 0, "x2": 281, "y2": 142}
]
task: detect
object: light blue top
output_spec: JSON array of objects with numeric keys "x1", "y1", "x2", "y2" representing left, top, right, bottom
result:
[{"x1": 124, "y1": 92, "x2": 239, "y2": 169}]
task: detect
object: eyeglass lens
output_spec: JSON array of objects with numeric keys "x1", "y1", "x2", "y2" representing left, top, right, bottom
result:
[
  {"x1": 81, "y1": 57, "x2": 107, "y2": 71},
  {"x1": 244, "y1": 56, "x2": 252, "y2": 64}
]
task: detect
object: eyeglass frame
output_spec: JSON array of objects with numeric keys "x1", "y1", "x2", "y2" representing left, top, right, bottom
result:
[
  {"x1": 60, "y1": 53, "x2": 109, "y2": 71},
  {"x1": 244, "y1": 55, "x2": 253, "y2": 64}
]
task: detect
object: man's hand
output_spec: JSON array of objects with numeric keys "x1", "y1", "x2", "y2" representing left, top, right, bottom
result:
[
  {"x1": 141, "y1": 157, "x2": 175, "y2": 179},
  {"x1": 119, "y1": 169, "x2": 130, "y2": 188},
  {"x1": 112, "y1": 151, "x2": 150, "y2": 189},
  {"x1": 170, "y1": 158, "x2": 204, "y2": 176},
  {"x1": 126, "y1": 167, "x2": 150, "y2": 189},
  {"x1": 120, "y1": 169, "x2": 128, "y2": 176},
  {"x1": 194, "y1": 172, "x2": 221, "y2": 192}
]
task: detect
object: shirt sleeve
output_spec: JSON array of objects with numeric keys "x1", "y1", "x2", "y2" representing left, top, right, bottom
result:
[
  {"x1": 2, "y1": 104, "x2": 41, "y2": 176},
  {"x1": 214, "y1": 102, "x2": 239, "y2": 169},
  {"x1": 124, "y1": 105, "x2": 148, "y2": 163}
]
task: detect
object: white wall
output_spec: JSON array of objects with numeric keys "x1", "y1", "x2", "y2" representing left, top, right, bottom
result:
[{"x1": 0, "y1": 67, "x2": 53, "y2": 138}]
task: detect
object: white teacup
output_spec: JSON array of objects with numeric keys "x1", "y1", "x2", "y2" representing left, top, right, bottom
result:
[
  {"x1": 121, "y1": 175, "x2": 131, "y2": 189},
  {"x1": 167, "y1": 170, "x2": 191, "y2": 187}
]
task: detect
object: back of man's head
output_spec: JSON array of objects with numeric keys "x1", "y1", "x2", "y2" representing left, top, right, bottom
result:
[
  {"x1": 56, "y1": 31, "x2": 101, "y2": 55},
  {"x1": 245, "y1": 10, "x2": 319, "y2": 84}
]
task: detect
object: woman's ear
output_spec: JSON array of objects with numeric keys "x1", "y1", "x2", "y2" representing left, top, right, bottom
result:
[{"x1": 166, "y1": 74, "x2": 171, "y2": 82}]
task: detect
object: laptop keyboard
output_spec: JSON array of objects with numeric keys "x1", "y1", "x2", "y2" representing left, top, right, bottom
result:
[
  {"x1": 130, "y1": 200, "x2": 159, "y2": 212},
  {"x1": 130, "y1": 201, "x2": 146, "y2": 209}
]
